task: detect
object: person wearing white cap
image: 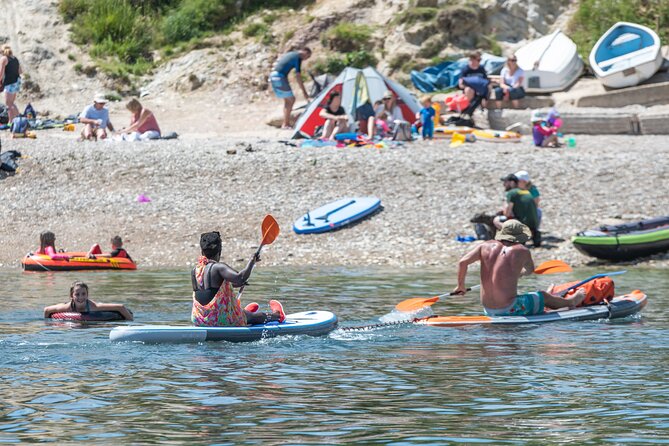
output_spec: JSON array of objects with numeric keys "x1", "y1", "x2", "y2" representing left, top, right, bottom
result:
[
  {"x1": 514, "y1": 170, "x2": 542, "y2": 226},
  {"x1": 79, "y1": 94, "x2": 115, "y2": 141}
]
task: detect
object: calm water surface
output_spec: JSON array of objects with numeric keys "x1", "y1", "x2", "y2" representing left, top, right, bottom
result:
[{"x1": 1, "y1": 267, "x2": 668, "y2": 444}]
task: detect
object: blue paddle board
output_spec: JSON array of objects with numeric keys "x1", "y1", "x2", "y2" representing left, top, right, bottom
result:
[
  {"x1": 109, "y1": 311, "x2": 338, "y2": 344},
  {"x1": 293, "y1": 197, "x2": 381, "y2": 234}
]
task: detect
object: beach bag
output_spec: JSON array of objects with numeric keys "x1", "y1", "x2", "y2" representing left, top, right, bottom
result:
[
  {"x1": 0, "y1": 104, "x2": 7, "y2": 124},
  {"x1": 552, "y1": 277, "x2": 615, "y2": 306},
  {"x1": 392, "y1": 121, "x2": 412, "y2": 141},
  {"x1": 0, "y1": 150, "x2": 21, "y2": 173},
  {"x1": 10, "y1": 116, "x2": 29, "y2": 135}
]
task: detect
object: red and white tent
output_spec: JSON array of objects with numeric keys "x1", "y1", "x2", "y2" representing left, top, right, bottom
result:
[{"x1": 291, "y1": 67, "x2": 420, "y2": 139}]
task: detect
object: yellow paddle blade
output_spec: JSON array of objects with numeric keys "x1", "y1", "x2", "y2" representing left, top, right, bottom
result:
[
  {"x1": 395, "y1": 296, "x2": 440, "y2": 313},
  {"x1": 534, "y1": 260, "x2": 572, "y2": 274},
  {"x1": 260, "y1": 215, "x2": 280, "y2": 246}
]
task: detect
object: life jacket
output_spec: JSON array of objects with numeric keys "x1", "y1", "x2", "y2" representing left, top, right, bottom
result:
[{"x1": 552, "y1": 277, "x2": 615, "y2": 306}]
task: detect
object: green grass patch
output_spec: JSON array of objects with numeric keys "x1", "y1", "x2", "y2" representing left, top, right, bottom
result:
[
  {"x1": 393, "y1": 7, "x2": 438, "y2": 25},
  {"x1": 322, "y1": 23, "x2": 374, "y2": 52}
]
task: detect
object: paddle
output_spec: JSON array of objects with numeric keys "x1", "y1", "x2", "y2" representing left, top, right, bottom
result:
[
  {"x1": 558, "y1": 270, "x2": 627, "y2": 297},
  {"x1": 237, "y1": 215, "x2": 280, "y2": 300},
  {"x1": 394, "y1": 261, "x2": 569, "y2": 313}
]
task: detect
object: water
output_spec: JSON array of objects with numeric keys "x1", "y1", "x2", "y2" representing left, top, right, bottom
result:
[{"x1": 1, "y1": 267, "x2": 668, "y2": 444}]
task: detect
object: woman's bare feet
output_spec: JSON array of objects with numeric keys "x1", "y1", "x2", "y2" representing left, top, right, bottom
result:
[{"x1": 567, "y1": 288, "x2": 586, "y2": 308}]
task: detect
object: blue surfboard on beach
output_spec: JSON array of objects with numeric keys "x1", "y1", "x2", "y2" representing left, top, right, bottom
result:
[{"x1": 293, "y1": 197, "x2": 382, "y2": 234}]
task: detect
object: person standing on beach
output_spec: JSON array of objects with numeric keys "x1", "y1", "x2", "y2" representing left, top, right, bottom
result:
[
  {"x1": 453, "y1": 220, "x2": 585, "y2": 316},
  {"x1": 0, "y1": 45, "x2": 23, "y2": 124},
  {"x1": 79, "y1": 94, "x2": 115, "y2": 140},
  {"x1": 269, "y1": 47, "x2": 311, "y2": 129},
  {"x1": 494, "y1": 174, "x2": 541, "y2": 247}
]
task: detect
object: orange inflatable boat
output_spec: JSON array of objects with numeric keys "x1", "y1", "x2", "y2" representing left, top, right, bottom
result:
[{"x1": 22, "y1": 252, "x2": 137, "y2": 272}]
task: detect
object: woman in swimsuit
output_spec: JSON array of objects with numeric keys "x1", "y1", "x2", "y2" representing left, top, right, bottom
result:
[
  {"x1": 44, "y1": 281, "x2": 134, "y2": 320},
  {"x1": 191, "y1": 231, "x2": 285, "y2": 327}
]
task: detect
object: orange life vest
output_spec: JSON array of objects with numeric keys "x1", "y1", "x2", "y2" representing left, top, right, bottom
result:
[{"x1": 552, "y1": 277, "x2": 615, "y2": 306}]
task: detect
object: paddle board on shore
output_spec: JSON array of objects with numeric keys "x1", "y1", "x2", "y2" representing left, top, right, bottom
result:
[
  {"x1": 109, "y1": 311, "x2": 338, "y2": 343},
  {"x1": 293, "y1": 197, "x2": 381, "y2": 234},
  {"x1": 417, "y1": 290, "x2": 646, "y2": 327}
]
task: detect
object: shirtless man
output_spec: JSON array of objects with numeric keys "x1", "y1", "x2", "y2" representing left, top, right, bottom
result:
[{"x1": 453, "y1": 220, "x2": 585, "y2": 316}]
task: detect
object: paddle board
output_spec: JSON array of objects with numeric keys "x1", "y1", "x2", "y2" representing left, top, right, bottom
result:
[
  {"x1": 472, "y1": 129, "x2": 522, "y2": 143},
  {"x1": 293, "y1": 197, "x2": 381, "y2": 234},
  {"x1": 417, "y1": 290, "x2": 646, "y2": 327},
  {"x1": 109, "y1": 311, "x2": 338, "y2": 343}
]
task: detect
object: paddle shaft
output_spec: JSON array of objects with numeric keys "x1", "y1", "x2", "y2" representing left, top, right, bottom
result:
[
  {"x1": 559, "y1": 270, "x2": 627, "y2": 297},
  {"x1": 438, "y1": 284, "x2": 481, "y2": 298}
]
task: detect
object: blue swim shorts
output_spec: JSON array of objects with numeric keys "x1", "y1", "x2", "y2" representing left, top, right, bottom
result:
[
  {"x1": 3, "y1": 78, "x2": 21, "y2": 94},
  {"x1": 484, "y1": 291, "x2": 545, "y2": 316},
  {"x1": 269, "y1": 72, "x2": 293, "y2": 99}
]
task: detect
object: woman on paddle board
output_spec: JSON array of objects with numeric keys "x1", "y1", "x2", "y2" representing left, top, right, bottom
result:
[
  {"x1": 453, "y1": 220, "x2": 585, "y2": 316},
  {"x1": 191, "y1": 232, "x2": 285, "y2": 326}
]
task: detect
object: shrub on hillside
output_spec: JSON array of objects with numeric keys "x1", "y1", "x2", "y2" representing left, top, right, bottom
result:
[
  {"x1": 394, "y1": 7, "x2": 438, "y2": 25},
  {"x1": 71, "y1": 0, "x2": 152, "y2": 64},
  {"x1": 322, "y1": 23, "x2": 374, "y2": 52},
  {"x1": 161, "y1": 0, "x2": 238, "y2": 44},
  {"x1": 311, "y1": 50, "x2": 378, "y2": 75}
]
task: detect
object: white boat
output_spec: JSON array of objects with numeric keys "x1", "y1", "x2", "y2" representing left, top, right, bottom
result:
[
  {"x1": 515, "y1": 30, "x2": 584, "y2": 93},
  {"x1": 589, "y1": 22, "x2": 662, "y2": 89}
]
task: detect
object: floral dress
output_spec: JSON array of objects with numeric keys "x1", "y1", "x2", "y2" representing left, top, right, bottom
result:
[{"x1": 191, "y1": 256, "x2": 246, "y2": 327}]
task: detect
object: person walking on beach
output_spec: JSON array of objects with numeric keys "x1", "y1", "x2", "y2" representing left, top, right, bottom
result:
[
  {"x1": 191, "y1": 231, "x2": 285, "y2": 327},
  {"x1": 269, "y1": 47, "x2": 311, "y2": 129},
  {"x1": 0, "y1": 45, "x2": 23, "y2": 124},
  {"x1": 79, "y1": 94, "x2": 115, "y2": 140},
  {"x1": 453, "y1": 220, "x2": 585, "y2": 316},
  {"x1": 494, "y1": 173, "x2": 541, "y2": 247}
]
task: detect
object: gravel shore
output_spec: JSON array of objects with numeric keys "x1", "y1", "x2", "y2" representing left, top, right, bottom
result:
[{"x1": 1, "y1": 132, "x2": 668, "y2": 271}]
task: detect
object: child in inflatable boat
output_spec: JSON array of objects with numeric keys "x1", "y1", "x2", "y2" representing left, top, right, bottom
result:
[
  {"x1": 87, "y1": 235, "x2": 132, "y2": 260},
  {"x1": 36, "y1": 231, "x2": 70, "y2": 260},
  {"x1": 44, "y1": 281, "x2": 134, "y2": 320}
]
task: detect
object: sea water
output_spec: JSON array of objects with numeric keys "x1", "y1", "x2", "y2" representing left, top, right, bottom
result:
[{"x1": 1, "y1": 267, "x2": 668, "y2": 444}]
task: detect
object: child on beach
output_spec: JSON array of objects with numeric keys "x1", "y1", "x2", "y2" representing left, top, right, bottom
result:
[
  {"x1": 531, "y1": 110, "x2": 559, "y2": 148},
  {"x1": 514, "y1": 170, "x2": 542, "y2": 226},
  {"x1": 36, "y1": 231, "x2": 70, "y2": 260},
  {"x1": 87, "y1": 236, "x2": 133, "y2": 260},
  {"x1": 416, "y1": 95, "x2": 435, "y2": 140},
  {"x1": 44, "y1": 281, "x2": 134, "y2": 320}
]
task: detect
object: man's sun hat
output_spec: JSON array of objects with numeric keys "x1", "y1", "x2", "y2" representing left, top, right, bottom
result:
[
  {"x1": 495, "y1": 220, "x2": 532, "y2": 244},
  {"x1": 514, "y1": 170, "x2": 530, "y2": 182},
  {"x1": 93, "y1": 94, "x2": 108, "y2": 104}
]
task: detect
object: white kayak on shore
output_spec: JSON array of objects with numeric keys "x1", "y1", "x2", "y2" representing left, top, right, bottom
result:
[
  {"x1": 515, "y1": 30, "x2": 584, "y2": 93},
  {"x1": 589, "y1": 22, "x2": 662, "y2": 89},
  {"x1": 109, "y1": 311, "x2": 338, "y2": 343}
]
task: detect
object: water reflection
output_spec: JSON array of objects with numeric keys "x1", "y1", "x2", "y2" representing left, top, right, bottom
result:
[{"x1": 0, "y1": 267, "x2": 668, "y2": 443}]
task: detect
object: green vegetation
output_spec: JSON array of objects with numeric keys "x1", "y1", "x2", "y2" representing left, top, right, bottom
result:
[
  {"x1": 59, "y1": 0, "x2": 313, "y2": 78},
  {"x1": 311, "y1": 50, "x2": 378, "y2": 75},
  {"x1": 393, "y1": 7, "x2": 437, "y2": 25},
  {"x1": 322, "y1": 23, "x2": 374, "y2": 52},
  {"x1": 570, "y1": 0, "x2": 669, "y2": 58}
]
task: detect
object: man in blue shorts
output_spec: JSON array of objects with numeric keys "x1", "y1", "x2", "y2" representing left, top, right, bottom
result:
[
  {"x1": 452, "y1": 220, "x2": 585, "y2": 316},
  {"x1": 269, "y1": 47, "x2": 311, "y2": 129}
]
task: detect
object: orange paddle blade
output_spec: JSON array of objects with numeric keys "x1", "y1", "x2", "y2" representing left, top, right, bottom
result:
[
  {"x1": 534, "y1": 260, "x2": 572, "y2": 275},
  {"x1": 260, "y1": 215, "x2": 280, "y2": 246},
  {"x1": 395, "y1": 296, "x2": 439, "y2": 313}
]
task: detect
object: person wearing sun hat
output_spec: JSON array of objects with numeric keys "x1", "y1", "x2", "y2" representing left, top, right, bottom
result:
[
  {"x1": 452, "y1": 219, "x2": 585, "y2": 316},
  {"x1": 79, "y1": 93, "x2": 115, "y2": 141}
]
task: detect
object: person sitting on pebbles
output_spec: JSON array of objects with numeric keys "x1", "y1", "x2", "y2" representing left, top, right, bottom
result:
[
  {"x1": 191, "y1": 231, "x2": 285, "y2": 327},
  {"x1": 318, "y1": 91, "x2": 349, "y2": 140},
  {"x1": 117, "y1": 98, "x2": 161, "y2": 141},
  {"x1": 453, "y1": 220, "x2": 586, "y2": 316},
  {"x1": 79, "y1": 94, "x2": 115, "y2": 141},
  {"x1": 44, "y1": 281, "x2": 134, "y2": 320}
]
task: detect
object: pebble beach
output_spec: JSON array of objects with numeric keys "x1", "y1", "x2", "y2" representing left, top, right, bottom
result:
[{"x1": 1, "y1": 132, "x2": 668, "y2": 270}]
